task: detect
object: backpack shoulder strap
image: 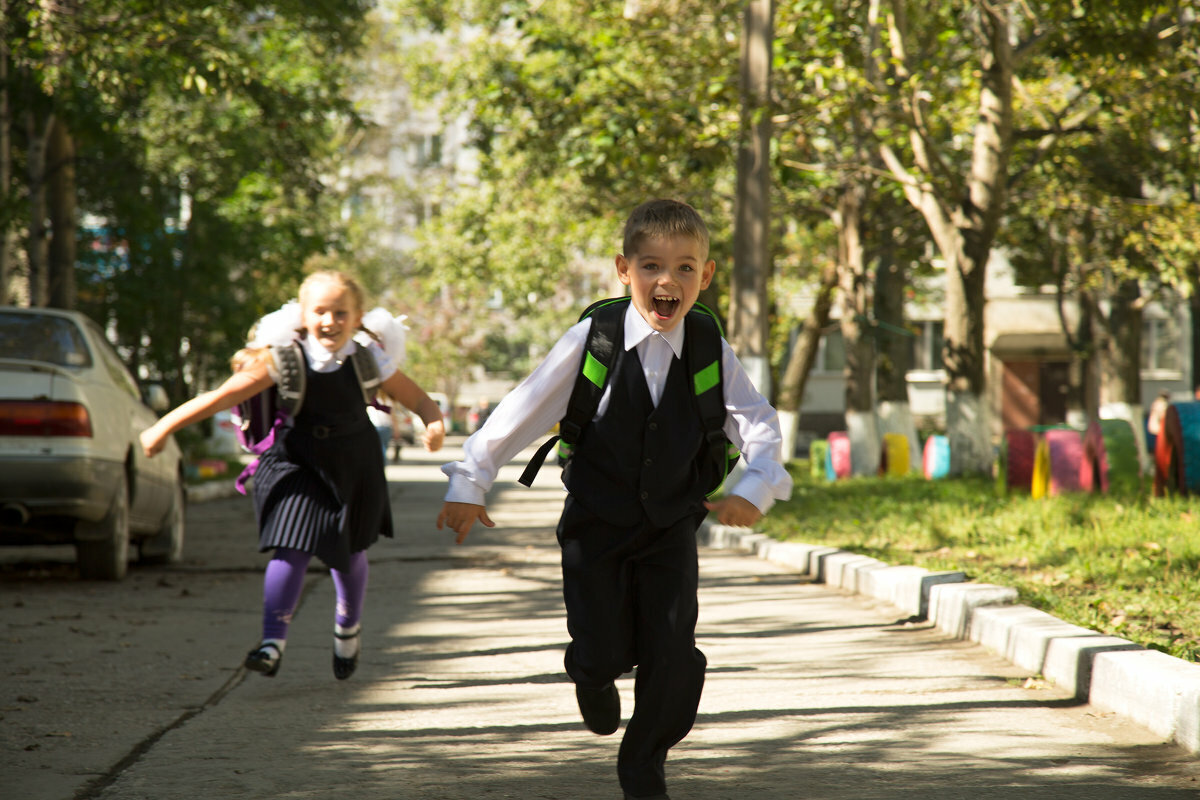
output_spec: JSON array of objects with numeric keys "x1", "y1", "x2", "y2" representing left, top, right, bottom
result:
[
  {"x1": 270, "y1": 342, "x2": 306, "y2": 417},
  {"x1": 685, "y1": 302, "x2": 726, "y2": 434},
  {"x1": 349, "y1": 341, "x2": 383, "y2": 405},
  {"x1": 561, "y1": 297, "x2": 626, "y2": 446},
  {"x1": 518, "y1": 297, "x2": 628, "y2": 487},
  {"x1": 684, "y1": 302, "x2": 740, "y2": 497}
]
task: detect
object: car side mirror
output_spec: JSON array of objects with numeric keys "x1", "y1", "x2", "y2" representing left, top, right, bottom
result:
[{"x1": 143, "y1": 384, "x2": 170, "y2": 413}]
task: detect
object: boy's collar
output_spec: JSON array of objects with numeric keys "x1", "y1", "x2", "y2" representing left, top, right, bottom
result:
[{"x1": 622, "y1": 305, "x2": 685, "y2": 359}]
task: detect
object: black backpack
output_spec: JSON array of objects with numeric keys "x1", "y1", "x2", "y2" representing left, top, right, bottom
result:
[{"x1": 518, "y1": 296, "x2": 739, "y2": 497}]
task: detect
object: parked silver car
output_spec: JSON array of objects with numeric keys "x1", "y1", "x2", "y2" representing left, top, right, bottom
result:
[{"x1": 0, "y1": 306, "x2": 185, "y2": 579}]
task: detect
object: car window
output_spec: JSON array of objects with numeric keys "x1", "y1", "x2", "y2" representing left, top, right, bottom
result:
[
  {"x1": 86, "y1": 321, "x2": 140, "y2": 399},
  {"x1": 0, "y1": 312, "x2": 92, "y2": 367}
]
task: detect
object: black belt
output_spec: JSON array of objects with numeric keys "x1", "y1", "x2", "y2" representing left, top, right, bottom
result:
[{"x1": 294, "y1": 417, "x2": 369, "y2": 440}]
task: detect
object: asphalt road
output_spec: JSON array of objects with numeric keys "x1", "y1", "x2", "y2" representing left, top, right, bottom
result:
[{"x1": 2, "y1": 439, "x2": 1199, "y2": 800}]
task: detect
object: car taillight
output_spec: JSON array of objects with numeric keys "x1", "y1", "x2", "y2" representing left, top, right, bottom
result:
[{"x1": 0, "y1": 401, "x2": 93, "y2": 437}]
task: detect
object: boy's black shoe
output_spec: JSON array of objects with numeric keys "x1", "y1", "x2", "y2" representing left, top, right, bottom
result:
[
  {"x1": 575, "y1": 682, "x2": 620, "y2": 735},
  {"x1": 624, "y1": 794, "x2": 670, "y2": 799}
]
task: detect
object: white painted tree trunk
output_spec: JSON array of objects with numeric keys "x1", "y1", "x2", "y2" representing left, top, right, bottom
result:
[
  {"x1": 946, "y1": 390, "x2": 993, "y2": 476},
  {"x1": 845, "y1": 408, "x2": 880, "y2": 476},
  {"x1": 877, "y1": 400, "x2": 921, "y2": 474},
  {"x1": 778, "y1": 408, "x2": 800, "y2": 464}
]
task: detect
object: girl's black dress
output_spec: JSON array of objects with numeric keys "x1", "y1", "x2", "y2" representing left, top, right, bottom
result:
[{"x1": 251, "y1": 351, "x2": 392, "y2": 571}]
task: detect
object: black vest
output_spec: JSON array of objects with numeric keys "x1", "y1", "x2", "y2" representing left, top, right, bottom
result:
[{"x1": 562, "y1": 339, "x2": 718, "y2": 528}]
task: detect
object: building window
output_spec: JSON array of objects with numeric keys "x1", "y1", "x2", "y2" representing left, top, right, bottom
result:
[
  {"x1": 413, "y1": 133, "x2": 443, "y2": 168},
  {"x1": 910, "y1": 321, "x2": 944, "y2": 372},
  {"x1": 1142, "y1": 316, "x2": 1181, "y2": 373},
  {"x1": 817, "y1": 328, "x2": 845, "y2": 373}
]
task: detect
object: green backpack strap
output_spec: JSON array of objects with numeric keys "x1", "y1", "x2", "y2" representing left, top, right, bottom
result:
[
  {"x1": 518, "y1": 297, "x2": 627, "y2": 487},
  {"x1": 685, "y1": 302, "x2": 740, "y2": 497}
]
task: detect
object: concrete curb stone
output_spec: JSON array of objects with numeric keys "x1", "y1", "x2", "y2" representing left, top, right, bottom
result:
[{"x1": 698, "y1": 520, "x2": 1200, "y2": 755}]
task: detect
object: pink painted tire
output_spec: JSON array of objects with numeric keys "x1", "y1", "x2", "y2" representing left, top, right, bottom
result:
[
  {"x1": 1002, "y1": 429, "x2": 1037, "y2": 493},
  {"x1": 1044, "y1": 428, "x2": 1085, "y2": 495},
  {"x1": 827, "y1": 431, "x2": 852, "y2": 480}
]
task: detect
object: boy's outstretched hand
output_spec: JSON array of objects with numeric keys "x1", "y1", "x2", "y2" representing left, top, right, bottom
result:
[
  {"x1": 437, "y1": 501, "x2": 494, "y2": 544},
  {"x1": 703, "y1": 495, "x2": 762, "y2": 528}
]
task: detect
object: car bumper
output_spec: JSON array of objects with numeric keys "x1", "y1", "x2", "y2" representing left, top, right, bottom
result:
[{"x1": 0, "y1": 455, "x2": 124, "y2": 522}]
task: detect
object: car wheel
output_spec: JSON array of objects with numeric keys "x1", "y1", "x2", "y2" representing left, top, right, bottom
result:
[
  {"x1": 140, "y1": 478, "x2": 185, "y2": 565},
  {"x1": 76, "y1": 475, "x2": 130, "y2": 580}
]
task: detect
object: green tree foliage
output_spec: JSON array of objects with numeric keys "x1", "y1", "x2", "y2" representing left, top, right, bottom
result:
[
  {"x1": 389, "y1": 0, "x2": 745, "y2": 352},
  {"x1": 5, "y1": 0, "x2": 371, "y2": 397}
]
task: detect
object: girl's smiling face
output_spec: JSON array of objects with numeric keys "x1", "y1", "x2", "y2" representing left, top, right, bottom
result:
[
  {"x1": 615, "y1": 234, "x2": 715, "y2": 334},
  {"x1": 301, "y1": 277, "x2": 363, "y2": 353}
]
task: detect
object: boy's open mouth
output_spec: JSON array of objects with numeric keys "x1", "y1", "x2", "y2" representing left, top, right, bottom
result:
[{"x1": 652, "y1": 296, "x2": 679, "y2": 319}]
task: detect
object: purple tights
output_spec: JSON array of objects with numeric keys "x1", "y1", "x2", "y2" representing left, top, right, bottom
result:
[{"x1": 261, "y1": 548, "x2": 369, "y2": 641}]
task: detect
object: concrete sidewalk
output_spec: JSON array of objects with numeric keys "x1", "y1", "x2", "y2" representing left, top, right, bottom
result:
[{"x1": 92, "y1": 452, "x2": 1200, "y2": 799}]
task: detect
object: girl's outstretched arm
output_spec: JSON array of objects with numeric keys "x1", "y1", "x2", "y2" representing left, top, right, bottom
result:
[
  {"x1": 381, "y1": 369, "x2": 445, "y2": 452},
  {"x1": 141, "y1": 364, "x2": 273, "y2": 457}
]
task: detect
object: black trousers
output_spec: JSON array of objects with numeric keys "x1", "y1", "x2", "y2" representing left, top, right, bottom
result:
[{"x1": 557, "y1": 496, "x2": 708, "y2": 797}]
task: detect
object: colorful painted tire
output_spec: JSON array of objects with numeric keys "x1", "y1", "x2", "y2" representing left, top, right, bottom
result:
[
  {"x1": 1002, "y1": 429, "x2": 1037, "y2": 493},
  {"x1": 1098, "y1": 418, "x2": 1140, "y2": 496},
  {"x1": 1082, "y1": 421, "x2": 1106, "y2": 493},
  {"x1": 827, "y1": 431, "x2": 852, "y2": 480},
  {"x1": 1031, "y1": 437, "x2": 1051, "y2": 499},
  {"x1": 809, "y1": 439, "x2": 829, "y2": 480},
  {"x1": 1173, "y1": 402, "x2": 1200, "y2": 493},
  {"x1": 881, "y1": 433, "x2": 909, "y2": 477},
  {"x1": 1155, "y1": 405, "x2": 1185, "y2": 497},
  {"x1": 1044, "y1": 428, "x2": 1085, "y2": 495},
  {"x1": 923, "y1": 435, "x2": 950, "y2": 480}
]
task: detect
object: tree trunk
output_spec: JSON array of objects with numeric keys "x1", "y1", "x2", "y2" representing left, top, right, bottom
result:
[
  {"x1": 25, "y1": 111, "x2": 54, "y2": 307},
  {"x1": 777, "y1": 260, "x2": 837, "y2": 461},
  {"x1": 1098, "y1": 278, "x2": 1147, "y2": 469},
  {"x1": 728, "y1": 0, "x2": 773, "y2": 395},
  {"x1": 0, "y1": 5, "x2": 12, "y2": 306},
  {"x1": 941, "y1": 3, "x2": 1013, "y2": 476},
  {"x1": 874, "y1": 243, "x2": 920, "y2": 472},
  {"x1": 47, "y1": 120, "x2": 76, "y2": 309},
  {"x1": 837, "y1": 181, "x2": 879, "y2": 476}
]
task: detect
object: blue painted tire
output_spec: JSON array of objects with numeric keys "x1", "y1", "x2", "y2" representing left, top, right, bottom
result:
[{"x1": 1173, "y1": 402, "x2": 1200, "y2": 494}]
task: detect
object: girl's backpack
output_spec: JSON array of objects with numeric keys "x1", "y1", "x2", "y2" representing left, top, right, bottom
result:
[{"x1": 232, "y1": 340, "x2": 383, "y2": 494}]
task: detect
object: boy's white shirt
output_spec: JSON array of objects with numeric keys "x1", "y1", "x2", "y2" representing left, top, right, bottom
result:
[{"x1": 442, "y1": 307, "x2": 793, "y2": 514}]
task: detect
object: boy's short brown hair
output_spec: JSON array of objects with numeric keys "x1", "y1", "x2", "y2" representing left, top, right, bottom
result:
[{"x1": 622, "y1": 199, "x2": 710, "y2": 258}]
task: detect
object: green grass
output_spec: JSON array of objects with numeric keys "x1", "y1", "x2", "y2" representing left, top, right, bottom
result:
[{"x1": 760, "y1": 461, "x2": 1200, "y2": 663}]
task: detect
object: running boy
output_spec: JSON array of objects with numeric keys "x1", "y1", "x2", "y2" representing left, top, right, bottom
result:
[{"x1": 437, "y1": 199, "x2": 792, "y2": 800}]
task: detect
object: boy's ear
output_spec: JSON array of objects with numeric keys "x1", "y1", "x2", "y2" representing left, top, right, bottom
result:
[
  {"x1": 699, "y1": 259, "x2": 716, "y2": 290},
  {"x1": 615, "y1": 254, "x2": 632, "y2": 286}
]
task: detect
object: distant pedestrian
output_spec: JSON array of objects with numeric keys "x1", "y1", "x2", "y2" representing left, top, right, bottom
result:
[
  {"x1": 437, "y1": 199, "x2": 792, "y2": 800},
  {"x1": 141, "y1": 270, "x2": 445, "y2": 680},
  {"x1": 367, "y1": 403, "x2": 394, "y2": 458}
]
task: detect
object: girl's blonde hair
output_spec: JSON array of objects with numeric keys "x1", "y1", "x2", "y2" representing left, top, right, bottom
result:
[
  {"x1": 298, "y1": 270, "x2": 368, "y2": 315},
  {"x1": 230, "y1": 270, "x2": 378, "y2": 372}
]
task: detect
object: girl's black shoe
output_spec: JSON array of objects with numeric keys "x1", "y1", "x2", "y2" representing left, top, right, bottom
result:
[
  {"x1": 333, "y1": 629, "x2": 360, "y2": 680},
  {"x1": 244, "y1": 643, "x2": 282, "y2": 677}
]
